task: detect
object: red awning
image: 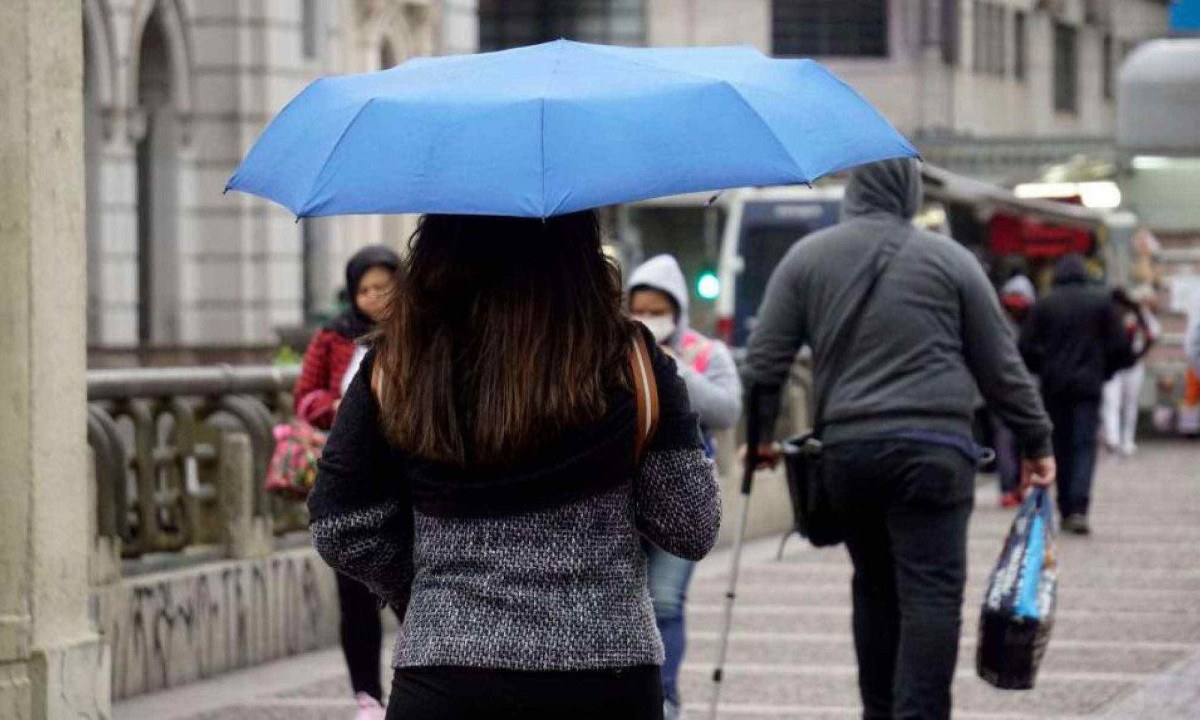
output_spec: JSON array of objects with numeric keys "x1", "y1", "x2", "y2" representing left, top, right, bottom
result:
[{"x1": 988, "y1": 212, "x2": 1094, "y2": 258}]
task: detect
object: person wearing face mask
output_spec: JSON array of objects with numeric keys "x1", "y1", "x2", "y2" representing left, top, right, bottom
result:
[
  {"x1": 628, "y1": 253, "x2": 743, "y2": 720},
  {"x1": 295, "y1": 244, "x2": 401, "y2": 720}
]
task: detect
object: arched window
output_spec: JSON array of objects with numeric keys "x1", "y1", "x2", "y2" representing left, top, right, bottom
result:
[
  {"x1": 84, "y1": 21, "x2": 103, "y2": 345},
  {"x1": 135, "y1": 8, "x2": 180, "y2": 344}
]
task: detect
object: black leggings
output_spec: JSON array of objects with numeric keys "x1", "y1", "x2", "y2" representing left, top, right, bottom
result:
[
  {"x1": 337, "y1": 572, "x2": 398, "y2": 701},
  {"x1": 385, "y1": 664, "x2": 663, "y2": 719}
]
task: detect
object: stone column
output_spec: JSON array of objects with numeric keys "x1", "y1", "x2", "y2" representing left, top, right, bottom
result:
[{"x1": 0, "y1": 2, "x2": 110, "y2": 718}]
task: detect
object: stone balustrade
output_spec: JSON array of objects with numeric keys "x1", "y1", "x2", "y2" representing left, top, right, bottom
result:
[{"x1": 86, "y1": 364, "x2": 342, "y2": 699}]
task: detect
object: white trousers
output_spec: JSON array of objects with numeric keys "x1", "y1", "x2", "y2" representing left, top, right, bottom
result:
[{"x1": 1102, "y1": 363, "x2": 1146, "y2": 450}]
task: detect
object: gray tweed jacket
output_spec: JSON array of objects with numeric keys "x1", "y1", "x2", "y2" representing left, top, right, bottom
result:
[{"x1": 308, "y1": 342, "x2": 721, "y2": 671}]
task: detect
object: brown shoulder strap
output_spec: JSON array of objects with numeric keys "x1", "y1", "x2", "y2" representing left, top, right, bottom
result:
[{"x1": 630, "y1": 333, "x2": 660, "y2": 463}]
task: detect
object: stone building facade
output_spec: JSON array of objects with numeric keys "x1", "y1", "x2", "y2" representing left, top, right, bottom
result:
[
  {"x1": 86, "y1": 0, "x2": 1169, "y2": 353},
  {"x1": 84, "y1": 0, "x2": 474, "y2": 354}
]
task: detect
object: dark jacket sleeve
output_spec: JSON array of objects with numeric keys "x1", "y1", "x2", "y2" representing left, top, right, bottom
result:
[
  {"x1": 1018, "y1": 305, "x2": 1045, "y2": 376},
  {"x1": 634, "y1": 332, "x2": 721, "y2": 561},
  {"x1": 295, "y1": 330, "x2": 338, "y2": 429},
  {"x1": 742, "y1": 244, "x2": 809, "y2": 441},
  {"x1": 1103, "y1": 295, "x2": 1138, "y2": 379},
  {"x1": 308, "y1": 350, "x2": 414, "y2": 613},
  {"x1": 958, "y1": 258, "x2": 1053, "y2": 458}
]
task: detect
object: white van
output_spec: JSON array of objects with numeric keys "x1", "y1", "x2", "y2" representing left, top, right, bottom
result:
[{"x1": 616, "y1": 184, "x2": 845, "y2": 347}]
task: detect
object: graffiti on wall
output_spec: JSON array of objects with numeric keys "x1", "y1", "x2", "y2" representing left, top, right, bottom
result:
[{"x1": 100, "y1": 548, "x2": 339, "y2": 699}]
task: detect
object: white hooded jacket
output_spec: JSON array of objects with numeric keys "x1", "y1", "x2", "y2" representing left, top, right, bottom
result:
[{"x1": 628, "y1": 254, "x2": 743, "y2": 431}]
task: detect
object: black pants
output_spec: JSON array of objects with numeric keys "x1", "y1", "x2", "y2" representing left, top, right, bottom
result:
[
  {"x1": 824, "y1": 440, "x2": 975, "y2": 720},
  {"x1": 385, "y1": 664, "x2": 662, "y2": 719},
  {"x1": 1045, "y1": 397, "x2": 1100, "y2": 519},
  {"x1": 337, "y1": 572, "x2": 399, "y2": 701}
]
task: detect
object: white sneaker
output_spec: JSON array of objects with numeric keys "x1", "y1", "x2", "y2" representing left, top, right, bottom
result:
[
  {"x1": 354, "y1": 692, "x2": 386, "y2": 720},
  {"x1": 1120, "y1": 442, "x2": 1137, "y2": 457}
]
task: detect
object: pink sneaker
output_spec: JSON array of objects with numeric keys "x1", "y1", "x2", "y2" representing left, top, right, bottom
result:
[{"x1": 355, "y1": 693, "x2": 386, "y2": 720}]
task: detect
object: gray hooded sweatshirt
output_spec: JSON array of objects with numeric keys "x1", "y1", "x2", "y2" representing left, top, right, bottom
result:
[
  {"x1": 629, "y1": 255, "x2": 743, "y2": 431},
  {"x1": 743, "y1": 159, "x2": 1052, "y2": 457}
]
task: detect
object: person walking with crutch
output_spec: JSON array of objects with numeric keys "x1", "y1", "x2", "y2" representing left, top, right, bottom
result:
[{"x1": 739, "y1": 159, "x2": 1056, "y2": 720}]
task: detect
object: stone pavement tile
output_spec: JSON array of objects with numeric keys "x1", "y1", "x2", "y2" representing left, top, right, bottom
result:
[
  {"x1": 678, "y1": 669, "x2": 1135, "y2": 715},
  {"x1": 685, "y1": 604, "x2": 1200, "y2": 644},
  {"x1": 188, "y1": 702, "x2": 353, "y2": 720},
  {"x1": 684, "y1": 634, "x2": 1191, "y2": 675},
  {"x1": 1099, "y1": 646, "x2": 1200, "y2": 719},
  {"x1": 277, "y1": 676, "x2": 354, "y2": 699},
  {"x1": 691, "y1": 579, "x2": 1200, "y2": 614}
]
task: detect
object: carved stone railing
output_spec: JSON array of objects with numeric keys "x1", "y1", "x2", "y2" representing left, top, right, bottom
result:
[{"x1": 86, "y1": 364, "x2": 305, "y2": 569}]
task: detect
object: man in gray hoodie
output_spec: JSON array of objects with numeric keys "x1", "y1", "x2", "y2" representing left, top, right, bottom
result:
[{"x1": 744, "y1": 159, "x2": 1054, "y2": 720}]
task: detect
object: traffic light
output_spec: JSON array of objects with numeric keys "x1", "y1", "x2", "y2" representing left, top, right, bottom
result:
[{"x1": 696, "y1": 269, "x2": 720, "y2": 301}]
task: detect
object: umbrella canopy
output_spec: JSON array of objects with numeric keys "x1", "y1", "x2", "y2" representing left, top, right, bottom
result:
[{"x1": 227, "y1": 40, "x2": 917, "y2": 218}]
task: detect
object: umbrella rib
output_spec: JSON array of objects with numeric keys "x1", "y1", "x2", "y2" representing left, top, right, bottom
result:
[
  {"x1": 575, "y1": 43, "x2": 811, "y2": 110},
  {"x1": 540, "y1": 43, "x2": 568, "y2": 218},
  {"x1": 571, "y1": 45, "x2": 809, "y2": 181},
  {"x1": 717, "y1": 81, "x2": 810, "y2": 182},
  {"x1": 299, "y1": 97, "x2": 379, "y2": 217}
]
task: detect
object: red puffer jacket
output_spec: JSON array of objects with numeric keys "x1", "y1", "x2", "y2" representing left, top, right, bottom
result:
[{"x1": 293, "y1": 329, "x2": 358, "y2": 430}]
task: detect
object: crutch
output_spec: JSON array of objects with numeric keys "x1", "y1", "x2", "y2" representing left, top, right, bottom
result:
[{"x1": 707, "y1": 385, "x2": 762, "y2": 720}]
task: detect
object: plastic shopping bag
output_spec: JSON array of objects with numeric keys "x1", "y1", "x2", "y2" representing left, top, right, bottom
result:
[{"x1": 976, "y1": 486, "x2": 1058, "y2": 690}]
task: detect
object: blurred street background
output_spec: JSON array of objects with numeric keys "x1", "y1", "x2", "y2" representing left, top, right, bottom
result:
[{"x1": 4, "y1": 1, "x2": 1200, "y2": 718}]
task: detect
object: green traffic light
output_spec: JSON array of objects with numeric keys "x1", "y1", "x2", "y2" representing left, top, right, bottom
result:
[{"x1": 697, "y1": 271, "x2": 720, "y2": 300}]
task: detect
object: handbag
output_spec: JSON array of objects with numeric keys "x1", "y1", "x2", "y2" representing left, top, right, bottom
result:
[
  {"x1": 264, "y1": 419, "x2": 328, "y2": 498},
  {"x1": 265, "y1": 392, "x2": 329, "y2": 498},
  {"x1": 629, "y1": 331, "x2": 660, "y2": 462},
  {"x1": 781, "y1": 229, "x2": 910, "y2": 548}
]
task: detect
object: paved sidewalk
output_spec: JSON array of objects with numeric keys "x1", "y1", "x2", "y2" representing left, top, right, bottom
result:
[{"x1": 116, "y1": 442, "x2": 1200, "y2": 719}]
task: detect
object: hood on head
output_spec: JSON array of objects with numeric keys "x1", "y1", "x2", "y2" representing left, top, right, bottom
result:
[
  {"x1": 1000, "y1": 275, "x2": 1036, "y2": 303},
  {"x1": 346, "y1": 245, "x2": 401, "y2": 301},
  {"x1": 842, "y1": 158, "x2": 922, "y2": 221},
  {"x1": 628, "y1": 254, "x2": 690, "y2": 338},
  {"x1": 1053, "y1": 254, "x2": 1091, "y2": 285}
]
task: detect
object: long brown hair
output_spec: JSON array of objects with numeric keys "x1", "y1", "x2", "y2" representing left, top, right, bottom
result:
[{"x1": 374, "y1": 211, "x2": 634, "y2": 466}]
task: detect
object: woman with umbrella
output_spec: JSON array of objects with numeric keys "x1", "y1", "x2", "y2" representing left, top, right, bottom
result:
[
  {"x1": 229, "y1": 40, "x2": 918, "y2": 719},
  {"x1": 307, "y1": 212, "x2": 721, "y2": 717}
]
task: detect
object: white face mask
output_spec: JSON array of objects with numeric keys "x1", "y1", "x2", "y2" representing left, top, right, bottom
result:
[{"x1": 633, "y1": 314, "x2": 676, "y2": 344}]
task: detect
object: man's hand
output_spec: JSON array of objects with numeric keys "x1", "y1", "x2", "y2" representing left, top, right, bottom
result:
[
  {"x1": 739, "y1": 443, "x2": 783, "y2": 470},
  {"x1": 1021, "y1": 455, "x2": 1056, "y2": 488}
]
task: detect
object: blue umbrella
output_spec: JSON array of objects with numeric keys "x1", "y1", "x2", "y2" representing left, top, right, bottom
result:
[{"x1": 227, "y1": 40, "x2": 917, "y2": 218}]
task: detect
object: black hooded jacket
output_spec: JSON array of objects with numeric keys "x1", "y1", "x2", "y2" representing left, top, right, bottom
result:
[{"x1": 1019, "y1": 255, "x2": 1128, "y2": 401}]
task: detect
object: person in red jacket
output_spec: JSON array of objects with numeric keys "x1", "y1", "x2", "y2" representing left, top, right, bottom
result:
[{"x1": 295, "y1": 244, "x2": 400, "y2": 720}]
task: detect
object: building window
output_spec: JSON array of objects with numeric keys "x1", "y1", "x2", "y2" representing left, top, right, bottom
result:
[
  {"x1": 1053, "y1": 22, "x2": 1078, "y2": 113},
  {"x1": 941, "y1": 0, "x2": 960, "y2": 66},
  {"x1": 301, "y1": 0, "x2": 318, "y2": 60},
  {"x1": 772, "y1": 0, "x2": 889, "y2": 58},
  {"x1": 973, "y1": 2, "x2": 1006, "y2": 76},
  {"x1": 920, "y1": 0, "x2": 960, "y2": 66},
  {"x1": 479, "y1": 0, "x2": 647, "y2": 51},
  {"x1": 1013, "y1": 10, "x2": 1026, "y2": 80},
  {"x1": 1102, "y1": 33, "x2": 1114, "y2": 100}
]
